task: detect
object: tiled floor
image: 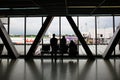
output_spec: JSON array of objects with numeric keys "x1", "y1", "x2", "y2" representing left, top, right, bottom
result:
[{"x1": 0, "y1": 59, "x2": 120, "y2": 80}]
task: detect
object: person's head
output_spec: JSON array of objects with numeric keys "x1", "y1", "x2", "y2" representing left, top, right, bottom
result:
[
  {"x1": 53, "y1": 34, "x2": 55, "y2": 38},
  {"x1": 70, "y1": 40, "x2": 74, "y2": 44},
  {"x1": 62, "y1": 36, "x2": 65, "y2": 39}
]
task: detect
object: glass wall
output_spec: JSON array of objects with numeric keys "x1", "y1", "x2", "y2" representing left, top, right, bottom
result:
[
  {"x1": 44, "y1": 17, "x2": 59, "y2": 44},
  {"x1": 26, "y1": 17, "x2": 42, "y2": 55},
  {"x1": 0, "y1": 18, "x2": 8, "y2": 55},
  {"x1": 79, "y1": 16, "x2": 95, "y2": 55},
  {"x1": 41, "y1": 17, "x2": 59, "y2": 54},
  {"x1": 10, "y1": 17, "x2": 25, "y2": 55},
  {"x1": 97, "y1": 16, "x2": 113, "y2": 55},
  {"x1": 115, "y1": 16, "x2": 120, "y2": 55},
  {"x1": 0, "y1": 16, "x2": 119, "y2": 57},
  {"x1": 0, "y1": 18, "x2": 8, "y2": 31},
  {"x1": 61, "y1": 17, "x2": 78, "y2": 55}
]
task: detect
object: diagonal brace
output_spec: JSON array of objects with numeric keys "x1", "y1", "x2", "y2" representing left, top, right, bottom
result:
[
  {"x1": 0, "y1": 20, "x2": 19, "y2": 58},
  {"x1": 103, "y1": 25, "x2": 120, "y2": 59},
  {"x1": 66, "y1": 16, "x2": 94, "y2": 59},
  {"x1": 27, "y1": 16, "x2": 54, "y2": 58}
]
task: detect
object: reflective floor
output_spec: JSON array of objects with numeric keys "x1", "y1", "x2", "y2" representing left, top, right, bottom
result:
[{"x1": 0, "y1": 59, "x2": 120, "y2": 80}]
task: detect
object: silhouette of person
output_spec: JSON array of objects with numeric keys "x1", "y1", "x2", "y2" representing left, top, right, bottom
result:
[
  {"x1": 69, "y1": 40, "x2": 78, "y2": 56},
  {"x1": 50, "y1": 34, "x2": 58, "y2": 52},
  {"x1": 60, "y1": 36, "x2": 68, "y2": 53}
]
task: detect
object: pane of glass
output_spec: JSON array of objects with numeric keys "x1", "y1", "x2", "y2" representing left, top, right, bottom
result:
[
  {"x1": 0, "y1": 18, "x2": 8, "y2": 55},
  {"x1": 41, "y1": 17, "x2": 59, "y2": 55},
  {"x1": 0, "y1": 18, "x2": 8, "y2": 31},
  {"x1": 26, "y1": 17, "x2": 42, "y2": 55},
  {"x1": 10, "y1": 17, "x2": 24, "y2": 55},
  {"x1": 97, "y1": 16, "x2": 113, "y2": 55},
  {"x1": 0, "y1": 40, "x2": 7, "y2": 55},
  {"x1": 43, "y1": 17, "x2": 59, "y2": 44},
  {"x1": 61, "y1": 17, "x2": 78, "y2": 55},
  {"x1": 115, "y1": 16, "x2": 120, "y2": 55},
  {"x1": 79, "y1": 17, "x2": 95, "y2": 55}
]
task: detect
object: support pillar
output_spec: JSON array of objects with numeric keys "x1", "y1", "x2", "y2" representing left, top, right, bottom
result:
[
  {"x1": 103, "y1": 25, "x2": 120, "y2": 59},
  {"x1": 0, "y1": 20, "x2": 19, "y2": 58}
]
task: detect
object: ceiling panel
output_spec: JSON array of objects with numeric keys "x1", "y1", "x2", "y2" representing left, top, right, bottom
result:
[{"x1": 0, "y1": 0, "x2": 120, "y2": 16}]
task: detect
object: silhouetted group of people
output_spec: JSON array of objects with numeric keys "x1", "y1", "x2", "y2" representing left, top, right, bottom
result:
[{"x1": 50, "y1": 34, "x2": 78, "y2": 56}]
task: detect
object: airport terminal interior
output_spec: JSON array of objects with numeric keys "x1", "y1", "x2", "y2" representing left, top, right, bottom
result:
[{"x1": 0, "y1": 0, "x2": 120, "y2": 80}]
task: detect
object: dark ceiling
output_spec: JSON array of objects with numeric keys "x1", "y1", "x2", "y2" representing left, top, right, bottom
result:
[{"x1": 0, "y1": 0, "x2": 120, "y2": 16}]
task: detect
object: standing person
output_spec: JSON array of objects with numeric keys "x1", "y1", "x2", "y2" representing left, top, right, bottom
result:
[
  {"x1": 60, "y1": 36, "x2": 68, "y2": 56},
  {"x1": 69, "y1": 40, "x2": 78, "y2": 57},
  {"x1": 50, "y1": 34, "x2": 58, "y2": 53}
]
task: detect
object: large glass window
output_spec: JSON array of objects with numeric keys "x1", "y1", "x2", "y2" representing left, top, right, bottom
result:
[
  {"x1": 79, "y1": 17, "x2": 95, "y2": 55},
  {"x1": 41, "y1": 17, "x2": 59, "y2": 54},
  {"x1": 0, "y1": 18, "x2": 8, "y2": 31},
  {"x1": 44, "y1": 17, "x2": 59, "y2": 44},
  {"x1": 61, "y1": 17, "x2": 78, "y2": 55},
  {"x1": 61, "y1": 17, "x2": 78, "y2": 42},
  {"x1": 0, "y1": 18, "x2": 8, "y2": 55},
  {"x1": 10, "y1": 17, "x2": 24, "y2": 55},
  {"x1": 1, "y1": 16, "x2": 118, "y2": 57},
  {"x1": 115, "y1": 16, "x2": 120, "y2": 55},
  {"x1": 97, "y1": 16, "x2": 113, "y2": 55},
  {"x1": 26, "y1": 17, "x2": 42, "y2": 55}
]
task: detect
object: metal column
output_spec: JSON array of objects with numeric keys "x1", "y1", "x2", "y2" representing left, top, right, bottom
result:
[
  {"x1": 66, "y1": 16, "x2": 94, "y2": 59},
  {"x1": 103, "y1": 25, "x2": 120, "y2": 59},
  {"x1": 0, "y1": 20, "x2": 19, "y2": 58},
  {"x1": 27, "y1": 16, "x2": 54, "y2": 58}
]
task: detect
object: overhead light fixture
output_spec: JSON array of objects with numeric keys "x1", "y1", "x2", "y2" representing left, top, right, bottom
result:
[
  {"x1": 0, "y1": 7, "x2": 40, "y2": 10},
  {"x1": 0, "y1": 8, "x2": 10, "y2": 10}
]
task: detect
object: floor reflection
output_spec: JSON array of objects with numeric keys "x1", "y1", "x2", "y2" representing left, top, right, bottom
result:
[
  {"x1": 0, "y1": 59, "x2": 119, "y2": 80},
  {"x1": 0, "y1": 59, "x2": 18, "y2": 80}
]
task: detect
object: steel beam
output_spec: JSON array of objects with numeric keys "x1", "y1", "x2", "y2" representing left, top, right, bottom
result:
[
  {"x1": 0, "y1": 20, "x2": 19, "y2": 58},
  {"x1": 27, "y1": 16, "x2": 54, "y2": 58},
  {"x1": 103, "y1": 25, "x2": 120, "y2": 59},
  {"x1": 66, "y1": 16, "x2": 94, "y2": 59}
]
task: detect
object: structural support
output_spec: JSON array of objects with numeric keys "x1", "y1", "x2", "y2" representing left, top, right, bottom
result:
[
  {"x1": 27, "y1": 16, "x2": 54, "y2": 58},
  {"x1": 0, "y1": 20, "x2": 19, "y2": 58},
  {"x1": 103, "y1": 25, "x2": 120, "y2": 59},
  {"x1": 66, "y1": 16, "x2": 94, "y2": 59}
]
